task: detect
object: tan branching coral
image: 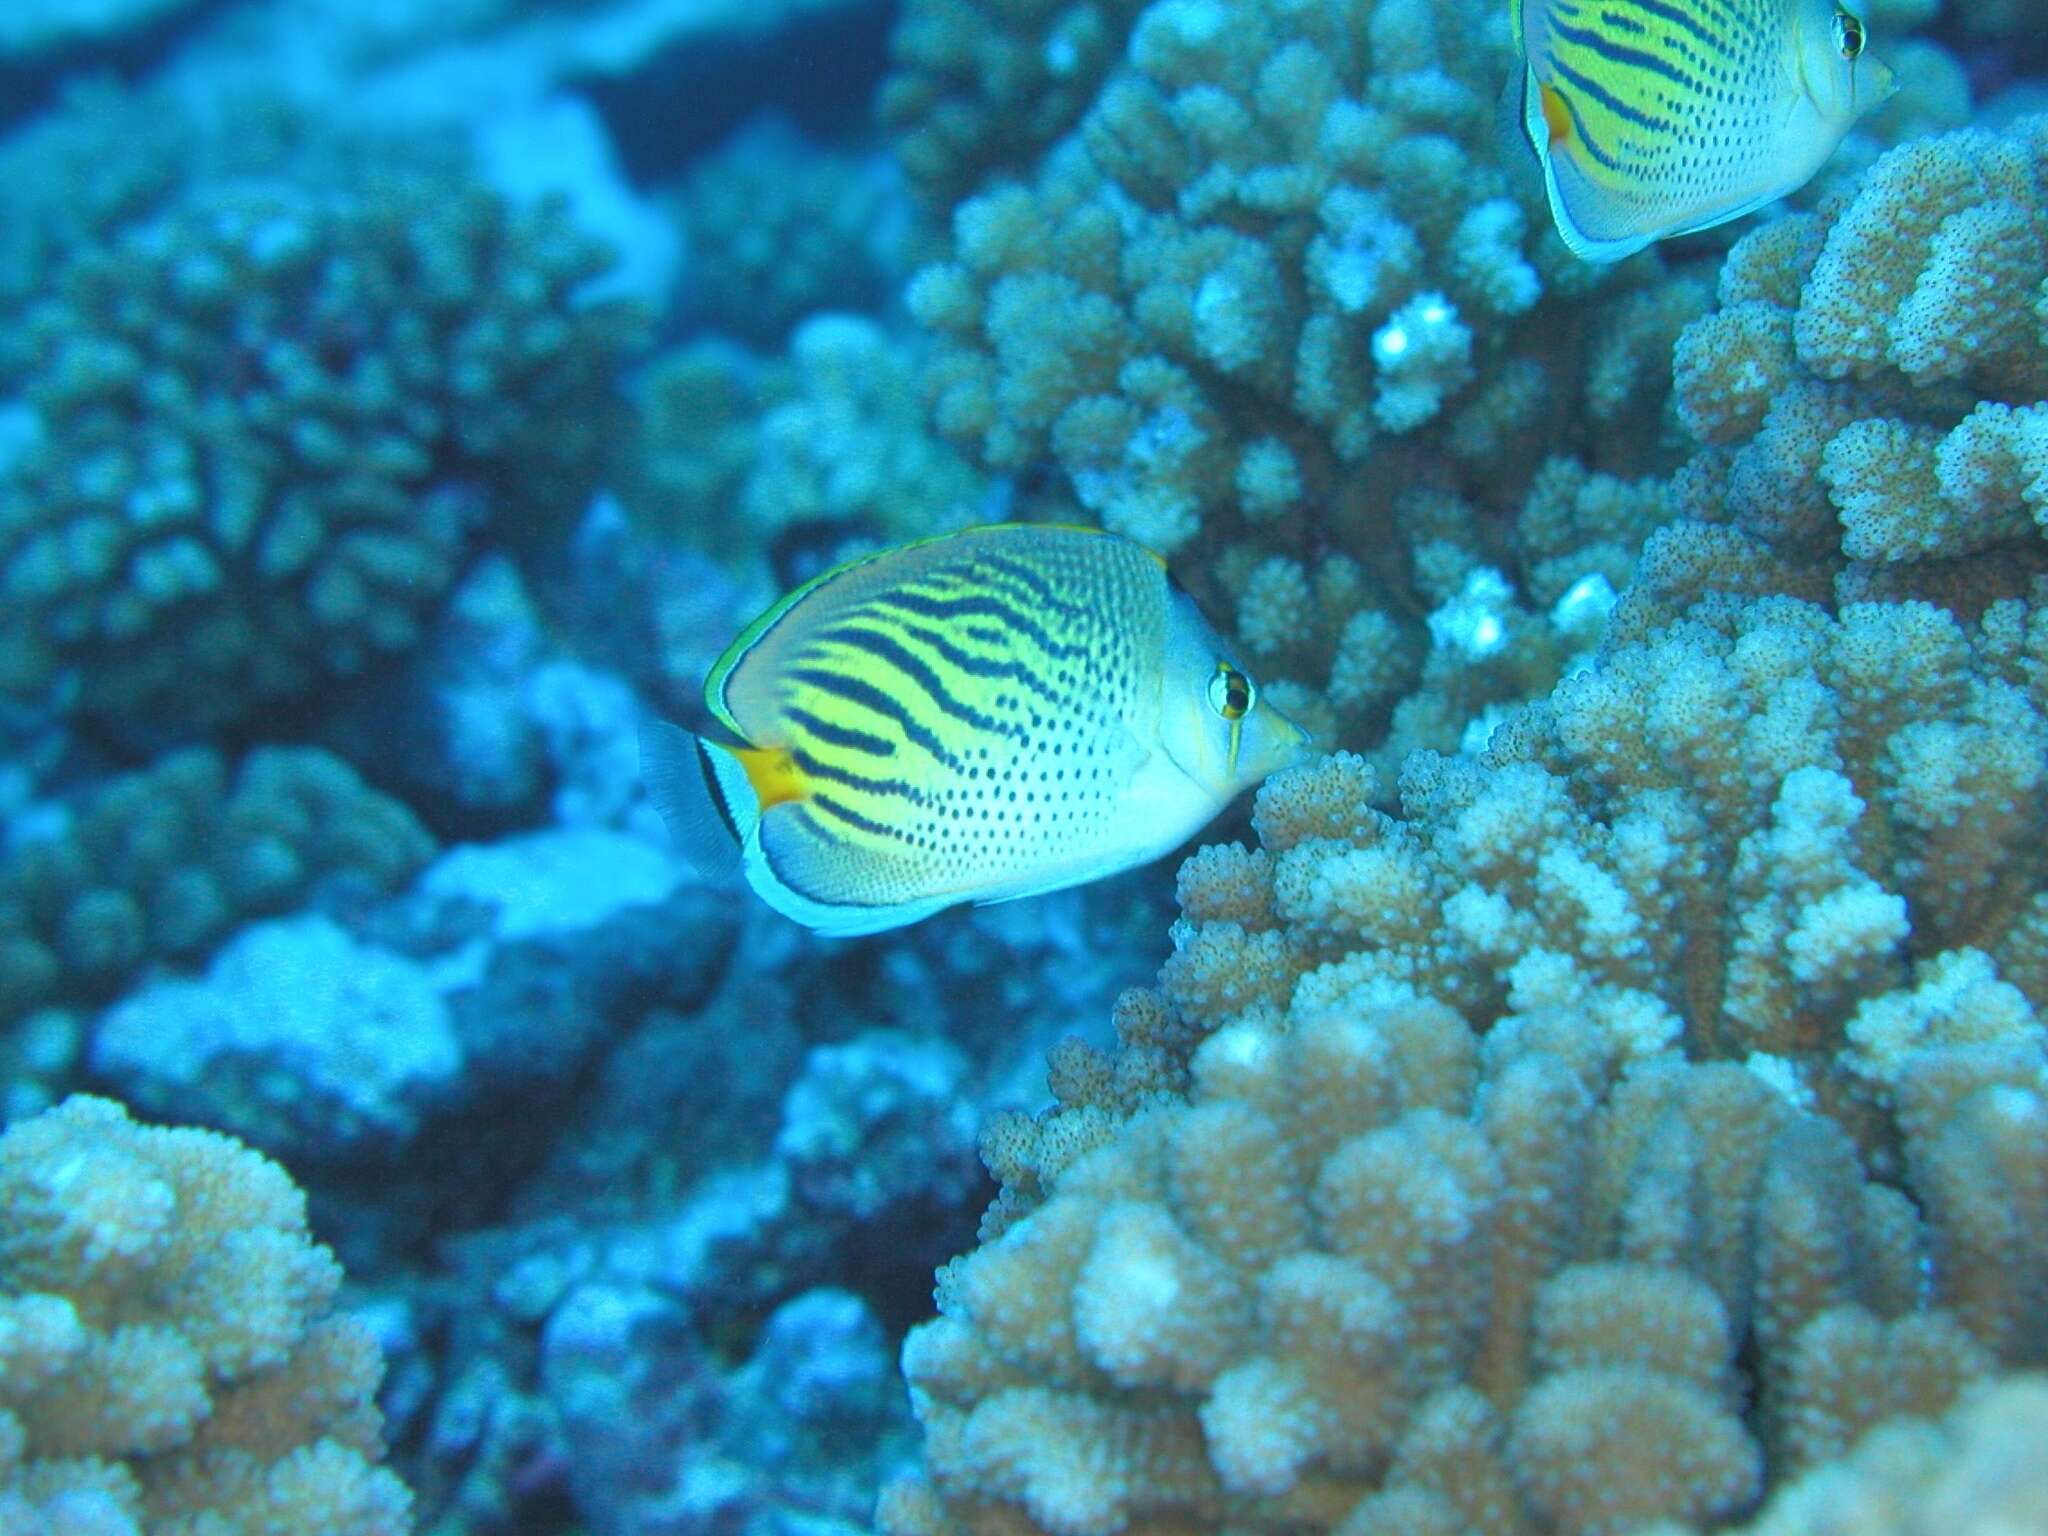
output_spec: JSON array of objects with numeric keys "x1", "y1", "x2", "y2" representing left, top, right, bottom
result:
[
  {"x1": 1638, "y1": 115, "x2": 2048, "y2": 637},
  {"x1": 881, "y1": 588, "x2": 2048, "y2": 1533},
  {"x1": 904, "y1": 0, "x2": 1703, "y2": 750},
  {"x1": 882, "y1": 997, "x2": 2028, "y2": 1533},
  {"x1": 0, "y1": 1095, "x2": 410, "y2": 1534},
  {"x1": 1704, "y1": 1373, "x2": 2048, "y2": 1536}
]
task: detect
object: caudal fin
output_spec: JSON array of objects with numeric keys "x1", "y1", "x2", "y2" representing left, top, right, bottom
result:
[{"x1": 639, "y1": 715, "x2": 745, "y2": 884}]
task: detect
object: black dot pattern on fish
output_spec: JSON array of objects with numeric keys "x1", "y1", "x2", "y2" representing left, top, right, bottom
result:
[
  {"x1": 769, "y1": 530, "x2": 1168, "y2": 906},
  {"x1": 1540, "y1": 0, "x2": 1807, "y2": 215}
]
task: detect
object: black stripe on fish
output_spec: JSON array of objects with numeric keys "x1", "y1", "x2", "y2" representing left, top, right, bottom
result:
[
  {"x1": 1553, "y1": 80, "x2": 1627, "y2": 169},
  {"x1": 786, "y1": 705, "x2": 898, "y2": 759},
  {"x1": 1597, "y1": 6, "x2": 1649, "y2": 36},
  {"x1": 788, "y1": 666, "x2": 963, "y2": 768},
  {"x1": 867, "y1": 589, "x2": 1089, "y2": 662},
  {"x1": 819, "y1": 623, "x2": 1015, "y2": 737},
  {"x1": 696, "y1": 734, "x2": 741, "y2": 845},
  {"x1": 790, "y1": 744, "x2": 928, "y2": 803},
  {"x1": 1551, "y1": 19, "x2": 1700, "y2": 98},
  {"x1": 824, "y1": 618, "x2": 1065, "y2": 706},
  {"x1": 1607, "y1": 0, "x2": 1734, "y2": 55},
  {"x1": 1550, "y1": 53, "x2": 1675, "y2": 136},
  {"x1": 810, "y1": 790, "x2": 917, "y2": 843},
  {"x1": 976, "y1": 553, "x2": 1094, "y2": 619}
]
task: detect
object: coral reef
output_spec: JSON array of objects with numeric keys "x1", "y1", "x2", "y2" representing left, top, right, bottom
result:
[
  {"x1": 79, "y1": 824, "x2": 736, "y2": 1164},
  {"x1": 0, "y1": 746, "x2": 435, "y2": 1045},
  {"x1": 378, "y1": 1021, "x2": 986, "y2": 1535},
  {"x1": 880, "y1": 585, "x2": 2048, "y2": 1532},
  {"x1": 881, "y1": 0, "x2": 1150, "y2": 215},
  {"x1": 539, "y1": 1281, "x2": 912, "y2": 1536},
  {"x1": 0, "y1": 1094, "x2": 411, "y2": 1534},
  {"x1": 903, "y1": 0, "x2": 1708, "y2": 751},
  {"x1": 0, "y1": 158, "x2": 643, "y2": 732},
  {"x1": 620, "y1": 314, "x2": 991, "y2": 564},
  {"x1": 1706, "y1": 1372, "x2": 2048, "y2": 1535},
  {"x1": 672, "y1": 117, "x2": 907, "y2": 344},
  {"x1": 1638, "y1": 114, "x2": 2048, "y2": 636}
]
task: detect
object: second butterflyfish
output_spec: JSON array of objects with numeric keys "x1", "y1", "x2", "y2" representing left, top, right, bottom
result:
[
  {"x1": 641, "y1": 523, "x2": 1310, "y2": 937},
  {"x1": 1509, "y1": 0, "x2": 1895, "y2": 262}
]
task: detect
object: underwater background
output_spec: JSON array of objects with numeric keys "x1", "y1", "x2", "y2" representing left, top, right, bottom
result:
[{"x1": 2, "y1": 0, "x2": 2047, "y2": 1531}]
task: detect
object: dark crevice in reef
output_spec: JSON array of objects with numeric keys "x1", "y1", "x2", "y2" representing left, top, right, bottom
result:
[
  {"x1": 580, "y1": 0, "x2": 897, "y2": 185},
  {"x1": 0, "y1": 0, "x2": 240, "y2": 137}
]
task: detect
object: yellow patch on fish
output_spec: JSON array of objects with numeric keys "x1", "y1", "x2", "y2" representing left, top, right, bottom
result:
[
  {"x1": 641, "y1": 524, "x2": 1310, "y2": 937},
  {"x1": 1509, "y1": 0, "x2": 1894, "y2": 262}
]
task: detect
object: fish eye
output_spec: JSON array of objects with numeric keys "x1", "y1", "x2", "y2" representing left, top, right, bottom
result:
[
  {"x1": 1206, "y1": 662, "x2": 1253, "y2": 721},
  {"x1": 1831, "y1": 8, "x2": 1865, "y2": 58}
]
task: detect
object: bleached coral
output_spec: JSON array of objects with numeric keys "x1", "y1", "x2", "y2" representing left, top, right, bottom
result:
[
  {"x1": 0, "y1": 1095, "x2": 410, "y2": 1535},
  {"x1": 1642, "y1": 116, "x2": 2048, "y2": 637}
]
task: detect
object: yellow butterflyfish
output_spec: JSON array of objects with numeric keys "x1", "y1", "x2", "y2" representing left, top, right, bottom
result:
[
  {"x1": 641, "y1": 523, "x2": 1310, "y2": 937},
  {"x1": 1510, "y1": 0, "x2": 1894, "y2": 261}
]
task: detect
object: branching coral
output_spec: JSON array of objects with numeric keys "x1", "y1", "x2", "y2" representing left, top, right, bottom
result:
[
  {"x1": 903, "y1": 0, "x2": 1707, "y2": 751},
  {"x1": 1636, "y1": 114, "x2": 2048, "y2": 638},
  {"x1": 620, "y1": 314, "x2": 991, "y2": 562},
  {"x1": 1704, "y1": 1373, "x2": 2048, "y2": 1535},
  {"x1": 882, "y1": 999, "x2": 2031, "y2": 1533},
  {"x1": 671, "y1": 117, "x2": 907, "y2": 344},
  {"x1": 0, "y1": 161, "x2": 644, "y2": 732},
  {"x1": 880, "y1": 0, "x2": 1151, "y2": 215},
  {"x1": 880, "y1": 586, "x2": 2048, "y2": 1533},
  {"x1": 0, "y1": 746, "x2": 435, "y2": 1039},
  {"x1": 0, "y1": 1094, "x2": 411, "y2": 1535}
]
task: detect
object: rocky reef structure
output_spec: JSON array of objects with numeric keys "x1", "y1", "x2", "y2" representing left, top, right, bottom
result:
[
  {"x1": 0, "y1": 1095, "x2": 410, "y2": 1534},
  {"x1": 0, "y1": 158, "x2": 643, "y2": 733}
]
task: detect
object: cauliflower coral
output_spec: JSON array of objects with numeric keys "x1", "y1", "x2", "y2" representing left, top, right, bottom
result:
[
  {"x1": 1636, "y1": 114, "x2": 2048, "y2": 637},
  {"x1": 879, "y1": 584, "x2": 2048, "y2": 1534},
  {"x1": 0, "y1": 1095, "x2": 411, "y2": 1535},
  {"x1": 0, "y1": 162, "x2": 642, "y2": 733},
  {"x1": 902, "y1": 0, "x2": 1706, "y2": 759}
]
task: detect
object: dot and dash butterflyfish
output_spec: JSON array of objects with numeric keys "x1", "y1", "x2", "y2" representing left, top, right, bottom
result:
[
  {"x1": 641, "y1": 523, "x2": 1310, "y2": 937},
  {"x1": 1509, "y1": 0, "x2": 1894, "y2": 262}
]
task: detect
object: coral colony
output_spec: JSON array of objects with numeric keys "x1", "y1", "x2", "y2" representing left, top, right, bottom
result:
[{"x1": 0, "y1": 0, "x2": 2044, "y2": 1533}]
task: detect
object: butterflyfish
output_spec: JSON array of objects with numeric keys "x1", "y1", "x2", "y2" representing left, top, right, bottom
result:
[
  {"x1": 1509, "y1": 0, "x2": 1895, "y2": 262},
  {"x1": 641, "y1": 523, "x2": 1310, "y2": 937}
]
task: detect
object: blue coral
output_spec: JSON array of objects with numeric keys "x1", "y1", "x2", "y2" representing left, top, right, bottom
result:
[{"x1": 0, "y1": 163, "x2": 643, "y2": 731}]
